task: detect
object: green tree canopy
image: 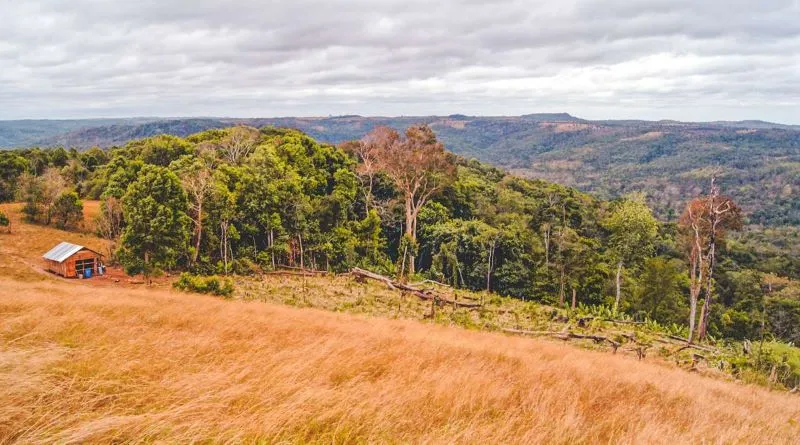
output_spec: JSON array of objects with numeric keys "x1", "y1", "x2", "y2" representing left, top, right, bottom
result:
[
  {"x1": 604, "y1": 194, "x2": 660, "y2": 313},
  {"x1": 118, "y1": 165, "x2": 190, "y2": 278}
]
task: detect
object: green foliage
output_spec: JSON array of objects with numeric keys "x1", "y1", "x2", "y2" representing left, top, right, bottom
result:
[
  {"x1": 50, "y1": 191, "x2": 83, "y2": 229},
  {"x1": 3, "y1": 124, "x2": 798, "y2": 345},
  {"x1": 604, "y1": 195, "x2": 659, "y2": 266},
  {"x1": 0, "y1": 151, "x2": 28, "y2": 202},
  {"x1": 126, "y1": 134, "x2": 195, "y2": 166},
  {"x1": 727, "y1": 341, "x2": 800, "y2": 389},
  {"x1": 0, "y1": 210, "x2": 9, "y2": 229},
  {"x1": 573, "y1": 303, "x2": 632, "y2": 321},
  {"x1": 766, "y1": 299, "x2": 800, "y2": 344},
  {"x1": 629, "y1": 257, "x2": 688, "y2": 324},
  {"x1": 174, "y1": 273, "x2": 234, "y2": 297},
  {"x1": 118, "y1": 165, "x2": 191, "y2": 277}
]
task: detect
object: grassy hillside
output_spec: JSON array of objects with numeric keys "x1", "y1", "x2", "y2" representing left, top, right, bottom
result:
[
  {"x1": 3, "y1": 276, "x2": 800, "y2": 443},
  {"x1": 2, "y1": 204, "x2": 800, "y2": 443}
]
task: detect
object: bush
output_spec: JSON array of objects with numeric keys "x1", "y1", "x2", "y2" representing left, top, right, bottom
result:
[
  {"x1": 0, "y1": 211, "x2": 9, "y2": 232},
  {"x1": 174, "y1": 273, "x2": 234, "y2": 297},
  {"x1": 51, "y1": 191, "x2": 83, "y2": 229}
]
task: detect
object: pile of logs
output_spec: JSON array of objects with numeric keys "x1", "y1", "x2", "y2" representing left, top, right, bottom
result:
[{"x1": 350, "y1": 267, "x2": 481, "y2": 308}]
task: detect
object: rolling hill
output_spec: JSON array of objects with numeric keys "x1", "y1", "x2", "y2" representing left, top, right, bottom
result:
[
  {"x1": 2, "y1": 114, "x2": 798, "y2": 226},
  {"x1": 0, "y1": 206, "x2": 798, "y2": 443}
]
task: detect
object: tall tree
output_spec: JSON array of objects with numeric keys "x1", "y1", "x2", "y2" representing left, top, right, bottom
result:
[
  {"x1": 604, "y1": 194, "x2": 659, "y2": 314},
  {"x1": 553, "y1": 223, "x2": 592, "y2": 307},
  {"x1": 696, "y1": 179, "x2": 743, "y2": 340},
  {"x1": 631, "y1": 257, "x2": 688, "y2": 324},
  {"x1": 349, "y1": 130, "x2": 385, "y2": 214},
  {"x1": 369, "y1": 125, "x2": 455, "y2": 276},
  {"x1": 679, "y1": 178, "x2": 742, "y2": 342},
  {"x1": 681, "y1": 198, "x2": 708, "y2": 343},
  {"x1": 118, "y1": 165, "x2": 191, "y2": 281},
  {"x1": 40, "y1": 168, "x2": 67, "y2": 225},
  {"x1": 175, "y1": 158, "x2": 214, "y2": 265},
  {"x1": 95, "y1": 196, "x2": 124, "y2": 257},
  {"x1": 0, "y1": 152, "x2": 28, "y2": 202}
]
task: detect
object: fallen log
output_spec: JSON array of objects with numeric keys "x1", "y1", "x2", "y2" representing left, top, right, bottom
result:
[
  {"x1": 264, "y1": 270, "x2": 322, "y2": 277},
  {"x1": 576, "y1": 316, "x2": 646, "y2": 325},
  {"x1": 409, "y1": 279, "x2": 452, "y2": 289},
  {"x1": 676, "y1": 343, "x2": 719, "y2": 354},
  {"x1": 352, "y1": 267, "x2": 399, "y2": 290},
  {"x1": 351, "y1": 267, "x2": 481, "y2": 308},
  {"x1": 274, "y1": 265, "x2": 327, "y2": 275},
  {"x1": 500, "y1": 328, "x2": 621, "y2": 351},
  {"x1": 604, "y1": 319, "x2": 646, "y2": 325},
  {"x1": 501, "y1": 328, "x2": 558, "y2": 336}
]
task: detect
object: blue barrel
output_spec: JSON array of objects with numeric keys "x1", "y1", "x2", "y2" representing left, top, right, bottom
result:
[{"x1": 84, "y1": 268, "x2": 93, "y2": 279}]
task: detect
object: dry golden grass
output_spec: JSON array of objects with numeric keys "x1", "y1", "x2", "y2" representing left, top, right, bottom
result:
[
  {"x1": 2, "y1": 203, "x2": 799, "y2": 443},
  {"x1": 0, "y1": 202, "x2": 111, "y2": 282},
  {"x1": 1, "y1": 278, "x2": 799, "y2": 444}
]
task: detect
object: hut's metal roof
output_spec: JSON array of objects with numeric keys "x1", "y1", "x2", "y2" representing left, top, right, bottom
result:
[{"x1": 42, "y1": 242, "x2": 87, "y2": 263}]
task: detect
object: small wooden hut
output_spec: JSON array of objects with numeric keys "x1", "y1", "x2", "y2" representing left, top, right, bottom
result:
[{"x1": 42, "y1": 242, "x2": 103, "y2": 278}]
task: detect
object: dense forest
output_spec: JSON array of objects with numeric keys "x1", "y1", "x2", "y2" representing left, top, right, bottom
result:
[
  {"x1": 0, "y1": 125, "x2": 798, "y2": 345},
  {"x1": 3, "y1": 114, "x2": 796, "y2": 228}
]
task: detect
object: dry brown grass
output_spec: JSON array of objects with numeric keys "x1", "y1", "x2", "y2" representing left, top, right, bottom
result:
[
  {"x1": 1, "y1": 203, "x2": 799, "y2": 443},
  {"x1": 0, "y1": 202, "x2": 111, "y2": 282},
  {"x1": 1, "y1": 277, "x2": 799, "y2": 444}
]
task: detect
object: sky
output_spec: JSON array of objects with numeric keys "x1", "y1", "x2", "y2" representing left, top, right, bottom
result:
[{"x1": 2, "y1": 0, "x2": 800, "y2": 122}]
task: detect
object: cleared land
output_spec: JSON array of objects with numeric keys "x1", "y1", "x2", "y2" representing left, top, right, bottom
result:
[{"x1": 1, "y1": 204, "x2": 799, "y2": 443}]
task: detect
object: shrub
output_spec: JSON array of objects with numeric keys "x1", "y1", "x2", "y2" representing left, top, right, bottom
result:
[
  {"x1": 51, "y1": 191, "x2": 83, "y2": 229},
  {"x1": 0, "y1": 211, "x2": 9, "y2": 232},
  {"x1": 174, "y1": 273, "x2": 234, "y2": 297}
]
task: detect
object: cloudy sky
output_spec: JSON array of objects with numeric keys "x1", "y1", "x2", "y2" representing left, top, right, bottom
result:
[{"x1": 3, "y1": 0, "x2": 799, "y2": 122}]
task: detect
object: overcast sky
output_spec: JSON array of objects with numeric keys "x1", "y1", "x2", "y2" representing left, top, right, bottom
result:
[{"x1": 2, "y1": 0, "x2": 799, "y2": 122}]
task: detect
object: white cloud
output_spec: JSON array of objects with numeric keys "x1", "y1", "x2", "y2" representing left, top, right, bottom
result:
[{"x1": 1, "y1": 0, "x2": 799, "y2": 122}]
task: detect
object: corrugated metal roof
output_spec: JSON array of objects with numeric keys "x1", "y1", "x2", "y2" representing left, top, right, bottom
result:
[{"x1": 42, "y1": 242, "x2": 85, "y2": 263}]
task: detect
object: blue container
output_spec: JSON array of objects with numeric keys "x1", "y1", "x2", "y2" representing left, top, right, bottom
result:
[{"x1": 84, "y1": 268, "x2": 93, "y2": 279}]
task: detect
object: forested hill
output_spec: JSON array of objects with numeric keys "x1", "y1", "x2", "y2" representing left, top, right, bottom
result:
[
  {"x1": 2, "y1": 114, "x2": 798, "y2": 227},
  {"x1": 2, "y1": 125, "x2": 799, "y2": 339}
]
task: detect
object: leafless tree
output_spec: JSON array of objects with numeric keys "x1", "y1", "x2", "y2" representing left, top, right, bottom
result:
[
  {"x1": 220, "y1": 126, "x2": 259, "y2": 164},
  {"x1": 96, "y1": 197, "x2": 123, "y2": 257},
  {"x1": 680, "y1": 177, "x2": 742, "y2": 342},
  {"x1": 182, "y1": 166, "x2": 214, "y2": 264}
]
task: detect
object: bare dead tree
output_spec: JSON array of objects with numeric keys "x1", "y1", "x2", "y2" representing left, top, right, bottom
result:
[
  {"x1": 681, "y1": 200, "x2": 707, "y2": 344},
  {"x1": 697, "y1": 178, "x2": 742, "y2": 340},
  {"x1": 182, "y1": 167, "x2": 213, "y2": 264},
  {"x1": 220, "y1": 126, "x2": 259, "y2": 164},
  {"x1": 96, "y1": 197, "x2": 124, "y2": 258},
  {"x1": 680, "y1": 177, "x2": 742, "y2": 343},
  {"x1": 342, "y1": 136, "x2": 382, "y2": 215}
]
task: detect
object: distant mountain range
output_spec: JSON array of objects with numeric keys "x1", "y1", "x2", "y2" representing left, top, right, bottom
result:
[
  {"x1": 2, "y1": 114, "x2": 798, "y2": 149},
  {"x1": 2, "y1": 114, "x2": 798, "y2": 226}
]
